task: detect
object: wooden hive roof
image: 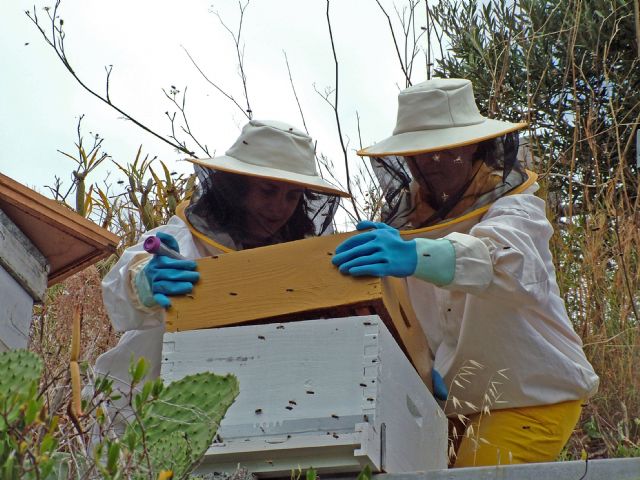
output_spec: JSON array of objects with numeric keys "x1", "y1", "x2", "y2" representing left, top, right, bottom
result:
[{"x1": 0, "y1": 172, "x2": 119, "y2": 286}]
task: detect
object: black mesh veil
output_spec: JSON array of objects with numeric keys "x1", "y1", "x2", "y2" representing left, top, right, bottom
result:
[
  {"x1": 369, "y1": 132, "x2": 528, "y2": 230},
  {"x1": 186, "y1": 166, "x2": 340, "y2": 249}
]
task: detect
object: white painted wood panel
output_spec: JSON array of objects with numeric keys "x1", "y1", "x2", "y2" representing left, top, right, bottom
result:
[
  {"x1": 162, "y1": 316, "x2": 447, "y2": 476},
  {"x1": 0, "y1": 266, "x2": 34, "y2": 351},
  {"x1": 0, "y1": 208, "x2": 48, "y2": 301},
  {"x1": 375, "y1": 318, "x2": 447, "y2": 472}
]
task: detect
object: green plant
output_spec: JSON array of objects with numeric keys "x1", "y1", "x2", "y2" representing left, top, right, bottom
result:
[
  {"x1": 0, "y1": 349, "x2": 69, "y2": 479},
  {"x1": 0, "y1": 350, "x2": 239, "y2": 479},
  {"x1": 123, "y1": 359, "x2": 239, "y2": 479}
]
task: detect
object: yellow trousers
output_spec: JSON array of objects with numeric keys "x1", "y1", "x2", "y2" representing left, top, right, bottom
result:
[{"x1": 453, "y1": 400, "x2": 583, "y2": 468}]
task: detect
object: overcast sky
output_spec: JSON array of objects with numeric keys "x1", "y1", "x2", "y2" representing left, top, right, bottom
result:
[{"x1": 1, "y1": 0, "x2": 432, "y2": 204}]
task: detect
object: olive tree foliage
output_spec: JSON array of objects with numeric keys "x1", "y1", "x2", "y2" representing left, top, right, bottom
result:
[
  {"x1": 430, "y1": 0, "x2": 639, "y2": 211},
  {"x1": 429, "y1": 0, "x2": 640, "y2": 322}
]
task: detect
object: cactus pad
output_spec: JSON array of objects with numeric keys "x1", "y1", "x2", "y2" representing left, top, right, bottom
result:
[
  {"x1": 146, "y1": 431, "x2": 192, "y2": 478},
  {"x1": 0, "y1": 349, "x2": 43, "y2": 405},
  {"x1": 127, "y1": 371, "x2": 239, "y2": 478}
]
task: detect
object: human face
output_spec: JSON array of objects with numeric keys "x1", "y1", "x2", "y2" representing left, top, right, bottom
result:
[
  {"x1": 241, "y1": 176, "x2": 304, "y2": 241},
  {"x1": 405, "y1": 143, "x2": 478, "y2": 206}
]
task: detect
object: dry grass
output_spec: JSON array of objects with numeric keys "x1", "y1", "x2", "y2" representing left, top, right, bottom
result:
[
  {"x1": 551, "y1": 176, "x2": 640, "y2": 458},
  {"x1": 30, "y1": 265, "x2": 119, "y2": 370},
  {"x1": 28, "y1": 265, "x2": 120, "y2": 461}
]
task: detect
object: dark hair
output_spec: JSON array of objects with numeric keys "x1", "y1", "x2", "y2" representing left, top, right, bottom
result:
[{"x1": 192, "y1": 170, "x2": 318, "y2": 246}]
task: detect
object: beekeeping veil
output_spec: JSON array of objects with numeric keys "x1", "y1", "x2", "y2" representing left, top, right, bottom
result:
[{"x1": 359, "y1": 78, "x2": 529, "y2": 229}]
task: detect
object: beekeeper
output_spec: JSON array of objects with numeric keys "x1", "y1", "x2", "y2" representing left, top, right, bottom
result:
[
  {"x1": 331, "y1": 78, "x2": 598, "y2": 467},
  {"x1": 94, "y1": 119, "x2": 349, "y2": 425}
]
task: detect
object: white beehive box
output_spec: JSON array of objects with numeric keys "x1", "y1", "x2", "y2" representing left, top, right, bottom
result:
[
  {"x1": 0, "y1": 209, "x2": 48, "y2": 351},
  {"x1": 161, "y1": 315, "x2": 447, "y2": 477}
]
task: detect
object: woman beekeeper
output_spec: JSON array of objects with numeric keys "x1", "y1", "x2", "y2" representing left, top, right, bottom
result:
[
  {"x1": 331, "y1": 78, "x2": 598, "y2": 467},
  {"x1": 94, "y1": 119, "x2": 348, "y2": 426}
]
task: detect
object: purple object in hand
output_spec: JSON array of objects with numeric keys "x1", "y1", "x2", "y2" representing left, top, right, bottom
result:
[{"x1": 143, "y1": 235, "x2": 187, "y2": 260}]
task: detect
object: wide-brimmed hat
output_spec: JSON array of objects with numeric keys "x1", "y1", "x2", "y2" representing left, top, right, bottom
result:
[
  {"x1": 187, "y1": 119, "x2": 349, "y2": 197},
  {"x1": 358, "y1": 78, "x2": 527, "y2": 157}
]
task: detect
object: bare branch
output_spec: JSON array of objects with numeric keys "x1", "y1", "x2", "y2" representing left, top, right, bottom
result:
[
  {"x1": 162, "y1": 86, "x2": 210, "y2": 157},
  {"x1": 26, "y1": 2, "x2": 195, "y2": 157},
  {"x1": 375, "y1": 0, "x2": 412, "y2": 86},
  {"x1": 104, "y1": 65, "x2": 112, "y2": 104},
  {"x1": 182, "y1": 45, "x2": 250, "y2": 120},
  {"x1": 283, "y1": 50, "x2": 309, "y2": 134},
  {"x1": 324, "y1": 0, "x2": 360, "y2": 221},
  {"x1": 425, "y1": 0, "x2": 432, "y2": 78},
  {"x1": 210, "y1": 0, "x2": 253, "y2": 117}
]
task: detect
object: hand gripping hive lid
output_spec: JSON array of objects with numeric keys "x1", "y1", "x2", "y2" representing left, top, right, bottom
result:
[
  {"x1": 187, "y1": 119, "x2": 349, "y2": 197},
  {"x1": 357, "y1": 78, "x2": 528, "y2": 157}
]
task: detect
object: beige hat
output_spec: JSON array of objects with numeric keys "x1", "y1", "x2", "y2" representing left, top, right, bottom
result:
[
  {"x1": 187, "y1": 120, "x2": 349, "y2": 197},
  {"x1": 358, "y1": 78, "x2": 527, "y2": 157}
]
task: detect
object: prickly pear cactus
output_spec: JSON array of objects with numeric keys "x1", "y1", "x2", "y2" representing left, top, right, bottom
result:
[
  {"x1": 0, "y1": 350, "x2": 66, "y2": 479},
  {"x1": 0, "y1": 349, "x2": 42, "y2": 406},
  {"x1": 127, "y1": 372, "x2": 239, "y2": 479},
  {"x1": 147, "y1": 431, "x2": 192, "y2": 477}
]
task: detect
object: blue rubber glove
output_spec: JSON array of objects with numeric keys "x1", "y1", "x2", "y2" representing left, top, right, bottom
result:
[
  {"x1": 137, "y1": 232, "x2": 200, "y2": 309},
  {"x1": 332, "y1": 221, "x2": 417, "y2": 277},
  {"x1": 432, "y1": 368, "x2": 448, "y2": 401}
]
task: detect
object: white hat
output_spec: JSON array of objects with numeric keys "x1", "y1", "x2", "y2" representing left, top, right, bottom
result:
[
  {"x1": 187, "y1": 120, "x2": 349, "y2": 197},
  {"x1": 358, "y1": 78, "x2": 527, "y2": 157}
]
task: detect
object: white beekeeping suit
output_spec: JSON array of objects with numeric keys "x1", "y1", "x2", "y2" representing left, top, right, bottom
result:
[
  {"x1": 331, "y1": 78, "x2": 598, "y2": 466},
  {"x1": 92, "y1": 120, "x2": 348, "y2": 428}
]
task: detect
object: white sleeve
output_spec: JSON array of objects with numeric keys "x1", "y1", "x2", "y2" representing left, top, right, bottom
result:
[
  {"x1": 101, "y1": 217, "x2": 200, "y2": 332},
  {"x1": 443, "y1": 195, "x2": 553, "y2": 305}
]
